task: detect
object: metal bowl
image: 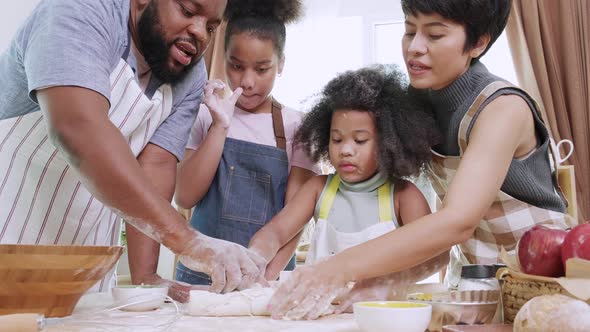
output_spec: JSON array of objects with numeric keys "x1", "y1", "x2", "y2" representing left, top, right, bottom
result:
[{"x1": 408, "y1": 290, "x2": 500, "y2": 332}]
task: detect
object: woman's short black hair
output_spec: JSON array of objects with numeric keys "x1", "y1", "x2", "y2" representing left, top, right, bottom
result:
[
  {"x1": 295, "y1": 65, "x2": 440, "y2": 180},
  {"x1": 401, "y1": 0, "x2": 512, "y2": 59},
  {"x1": 224, "y1": 0, "x2": 303, "y2": 58}
]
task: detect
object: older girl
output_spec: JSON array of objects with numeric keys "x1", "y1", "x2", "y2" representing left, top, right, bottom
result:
[{"x1": 174, "y1": 0, "x2": 317, "y2": 290}]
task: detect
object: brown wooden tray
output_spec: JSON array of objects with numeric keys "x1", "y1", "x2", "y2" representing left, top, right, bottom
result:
[{"x1": 442, "y1": 324, "x2": 512, "y2": 332}]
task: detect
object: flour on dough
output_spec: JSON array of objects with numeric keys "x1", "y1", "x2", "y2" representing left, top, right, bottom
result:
[
  {"x1": 187, "y1": 287, "x2": 334, "y2": 318},
  {"x1": 187, "y1": 287, "x2": 274, "y2": 317}
]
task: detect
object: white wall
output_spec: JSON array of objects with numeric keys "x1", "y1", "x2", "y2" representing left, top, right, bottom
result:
[
  {"x1": 273, "y1": 0, "x2": 406, "y2": 110},
  {"x1": 1, "y1": 1, "x2": 41, "y2": 52},
  {"x1": 303, "y1": 0, "x2": 404, "y2": 65},
  {"x1": 275, "y1": 0, "x2": 518, "y2": 109}
]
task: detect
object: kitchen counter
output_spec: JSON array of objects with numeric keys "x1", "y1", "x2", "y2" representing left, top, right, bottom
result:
[{"x1": 43, "y1": 293, "x2": 360, "y2": 332}]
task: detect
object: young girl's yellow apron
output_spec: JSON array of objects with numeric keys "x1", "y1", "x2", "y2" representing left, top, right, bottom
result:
[{"x1": 306, "y1": 174, "x2": 398, "y2": 264}]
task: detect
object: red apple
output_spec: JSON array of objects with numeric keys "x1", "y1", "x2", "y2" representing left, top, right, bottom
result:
[
  {"x1": 517, "y1": 225, "x2": 567, "y2": 277},
  {"x1": 561, "y1": 223, "x2": 590, "y2": 267}
]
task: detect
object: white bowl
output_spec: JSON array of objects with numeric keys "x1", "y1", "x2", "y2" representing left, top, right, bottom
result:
[
  {"x1": 111, "y1": 285, "x2": 168, "y2": 311},
  {"x1": 353, "y1": 301, "x2": 432, "y2": 332}
]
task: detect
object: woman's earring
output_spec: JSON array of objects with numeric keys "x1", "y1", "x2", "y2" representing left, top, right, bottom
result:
[{"x1": 278, "y1": 73, "x2": 282, "y2": 77}]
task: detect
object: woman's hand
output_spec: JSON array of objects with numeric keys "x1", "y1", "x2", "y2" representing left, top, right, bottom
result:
[
  {"x1": 203, "y1": 79, "x2": 242, "y2": 129},
  {"x1": 334, "y1": 274, "x2": 409, "y2": 314},
  {"x1": 268, "y1": 261, "x2": 352, "y2": 320}
]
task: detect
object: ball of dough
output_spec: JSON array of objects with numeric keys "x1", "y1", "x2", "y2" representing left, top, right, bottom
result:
[{"x1": 514, "y1": 294, "x2": 590, "y2": 332}]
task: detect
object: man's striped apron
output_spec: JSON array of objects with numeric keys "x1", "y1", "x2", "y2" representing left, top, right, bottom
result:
[{"x1": 0, "y1": 58, "x2": 173, "y2": 291}]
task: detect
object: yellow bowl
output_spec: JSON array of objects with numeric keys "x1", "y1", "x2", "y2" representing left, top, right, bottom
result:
[
  {"x1": 353, "y1": 301, "x2": 432, "y2": 332},
  {"x1": 0, "y1": 244, "x2": 124, "y2": 317}
]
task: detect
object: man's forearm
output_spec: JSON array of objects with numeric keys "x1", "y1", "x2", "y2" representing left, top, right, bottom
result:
[
  {"x1": 38, "y1": 86, "x2": 194, "y2": 253},
  {"x1": 126, "y1": 223, "x2": 161, "y2": 282},
  {"x1": 63, "y1": 119, "x2": 193, "y2": 252},
  {"x1": 127, "y1": 144, "x2": 178, "y2": 282}
]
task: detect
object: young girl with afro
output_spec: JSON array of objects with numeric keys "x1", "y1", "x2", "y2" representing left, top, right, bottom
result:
[
  {"x1": 249, "y1": 65, "x2": 447, "y2": 316},
  {"x1": 174, "y1": 0, "x2": 318, "y2": 290}
]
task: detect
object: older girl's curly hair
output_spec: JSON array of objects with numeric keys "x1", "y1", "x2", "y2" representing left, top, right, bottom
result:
[{"x1": 295, "y1": 64, "x2": 440, "y2": 179}]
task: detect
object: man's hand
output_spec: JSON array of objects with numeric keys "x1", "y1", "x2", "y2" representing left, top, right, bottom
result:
[
  {"x1": 135, "y1": 273, "x2": 208, "y2": 303},
  {"x1": 178, "y1": 232, "x2": 268, "y2": 293}
]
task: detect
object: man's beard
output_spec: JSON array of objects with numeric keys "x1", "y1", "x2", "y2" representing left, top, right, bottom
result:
[{"x1": 136, "y1": 2, "x2": 200, "y2": 84}]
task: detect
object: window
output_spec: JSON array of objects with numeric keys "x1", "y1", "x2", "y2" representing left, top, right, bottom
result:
[{"x1": 273, "y1": 16, "x2": 365, "y2": 111}]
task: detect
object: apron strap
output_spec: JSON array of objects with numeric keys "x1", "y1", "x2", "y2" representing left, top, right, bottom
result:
[
  {"x1": 457, "y1": 81, "x2": 512, "y2": 155},
  {"x1": 271, "y1": 98, "x2": 287, "y2": 150},
  {"x1": 377, "y1": 180, "x2": 393, "y2": 223},
  {"x1": 547, "y1": 138, "x2": 570, "y2": 208},
  {"x1": 318, "y1": 174, "x2": 393, "y2": 223},
  {"x1": 318, "y1": 174, "x2": 340, "y2": 220}
]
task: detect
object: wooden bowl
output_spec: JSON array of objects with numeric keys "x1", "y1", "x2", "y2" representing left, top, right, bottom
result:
[{"x1": 0, "y1": 244, "x2": 124, "y2": 317}]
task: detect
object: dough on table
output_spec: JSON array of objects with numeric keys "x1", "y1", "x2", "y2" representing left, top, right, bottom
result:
[
  {"x1": 187, "y1": 287, "x2": 334, "y2": 317},
  {"x1": 513, "y1": 294, "x2": 590, "y2": 332},
  {"x1": 188, "y1": 287, "x2": 273, "y2": 316}
]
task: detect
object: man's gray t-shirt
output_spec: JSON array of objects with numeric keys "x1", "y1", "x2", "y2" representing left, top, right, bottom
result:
[{"x1": 0, "y1": 0, "x2": 206, "y2": 160}]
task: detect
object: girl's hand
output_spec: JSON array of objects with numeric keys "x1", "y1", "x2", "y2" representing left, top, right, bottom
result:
[
  {"x1": 248, "y1": 245, "x2": 276, "y2": 281},
  {"x1": 237, "y1": 248, "x2": 269, "y2": 291},
  {"x1": 203, "y1": 79, "x2": 243, "y2": 129},
  {"x1": 268, "y1": 261, "x2": 352, "y2": 320}
]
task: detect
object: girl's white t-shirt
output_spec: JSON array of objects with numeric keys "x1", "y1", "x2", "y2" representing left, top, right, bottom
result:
[{"x1": 187, "y1": 104, "x2": 319, "y2": 173}]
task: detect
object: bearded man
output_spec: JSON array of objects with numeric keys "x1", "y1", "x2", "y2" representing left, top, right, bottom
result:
[{"x1": 0, "y1": 0, "x2": 266, "y2": 300}]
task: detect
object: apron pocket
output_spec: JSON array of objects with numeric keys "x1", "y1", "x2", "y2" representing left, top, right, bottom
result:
[{"x1": 221, "y1": 166, "x2": 271, "y2": 226}]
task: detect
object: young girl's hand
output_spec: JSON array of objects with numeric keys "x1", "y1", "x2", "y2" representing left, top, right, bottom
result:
[{"x1": 203, "y1": 79, "x2": 243, "y2": 129}]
